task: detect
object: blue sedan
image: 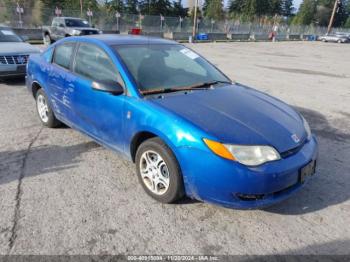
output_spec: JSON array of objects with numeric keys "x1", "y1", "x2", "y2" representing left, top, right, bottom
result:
[{"x1": 26, "y1": 35, "x2": 318, "y2": 209}]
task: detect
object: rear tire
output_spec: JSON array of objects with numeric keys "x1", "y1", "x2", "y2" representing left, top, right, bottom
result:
[
  {"x1": 135, "y1": 137, "x2": 185, "y2": 204},
  {"x1": 35, "y1": 89, "x2": 61, "y2": 128}
]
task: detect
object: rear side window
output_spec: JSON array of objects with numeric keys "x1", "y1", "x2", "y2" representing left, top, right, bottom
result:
[
  {"x1": 73, "y1": 43, "x2": 123, "y2": 85},
  {"x1": 53, "y1": 43, "x2": 75, "y2": 70}
]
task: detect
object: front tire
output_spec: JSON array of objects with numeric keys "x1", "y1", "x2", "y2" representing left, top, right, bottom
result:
[
  {"x1": 135, "y1": 137, "x2": 185, "y2": 203},
  {"x1": 35, "y1": 89, "x2": 61, "y2": 128}
]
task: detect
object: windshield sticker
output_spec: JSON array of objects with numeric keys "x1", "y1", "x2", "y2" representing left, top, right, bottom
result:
[
  {"x1": 1, "y1": 30, "x2": 15, "y2": 35},
  {"x1": 180, "y1": 48, "x2": 199, "y2": 60}
]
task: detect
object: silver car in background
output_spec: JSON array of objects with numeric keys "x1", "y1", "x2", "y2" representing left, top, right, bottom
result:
[
  {"x1": 319, "y1": 33, "x2": 349, "y2": 43},
  {"x1": 0, "y1": 27, "x2": 40, "y2": 78}
]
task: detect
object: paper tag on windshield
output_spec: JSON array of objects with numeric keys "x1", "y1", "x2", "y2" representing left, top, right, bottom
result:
[
  {"x1": 180, "y1": 48, "x2": 199, "y2": 60},
  {"x1": 1, "y1": 30, "x2": 15, "y2": 35}
]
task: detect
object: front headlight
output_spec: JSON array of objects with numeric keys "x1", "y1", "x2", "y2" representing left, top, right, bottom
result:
[
  {"x1": 203, "y1": 139, "x2": 281, "y2": 166},
  {"x1": 302, "y1": 116, "x2": 311, "y2": 140},
  {"x1": 71, "y1": 29, "x2": 81, "y2": 36}
]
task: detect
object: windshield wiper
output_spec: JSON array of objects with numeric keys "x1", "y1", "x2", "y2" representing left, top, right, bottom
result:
[
  {"x1": 140, "y1": 80, "x2": 232, "y2": 96},
  {"x1": 182, "y1": 80, "x2": 232, "y2": 90},
  {"x1": 140, "y1": 87, "x2": 209, "y2": 96}
]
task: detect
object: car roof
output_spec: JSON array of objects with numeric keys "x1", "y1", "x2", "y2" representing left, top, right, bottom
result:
[
  {"x1": 73, "y1": 34, "x2": 178, "y2": 46},
  {"x1": 56, "y1": 17, "x2": 86, "y2": 20}
]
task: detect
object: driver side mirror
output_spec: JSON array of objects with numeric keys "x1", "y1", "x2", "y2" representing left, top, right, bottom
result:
[
  {"x1": 59, "y1": 23, "x2": 65, "y2": 27},
  {"x1": 91, "y1": 81, "x2": 124, "y2": 96}
]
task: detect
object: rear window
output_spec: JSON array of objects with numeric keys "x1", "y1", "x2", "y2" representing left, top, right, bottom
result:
[{"x1": 53, "y1": 43, "x2": 75, "y2": 69}]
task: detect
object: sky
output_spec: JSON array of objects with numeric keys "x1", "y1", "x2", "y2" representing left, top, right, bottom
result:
[{"x1": 294, "y1": 0, "x2": 303, "y2": 9}]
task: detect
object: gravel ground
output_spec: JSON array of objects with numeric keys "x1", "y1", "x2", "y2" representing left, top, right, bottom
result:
[{"x1": 0, "y1": 41, "x2": 349, "y2": 255}]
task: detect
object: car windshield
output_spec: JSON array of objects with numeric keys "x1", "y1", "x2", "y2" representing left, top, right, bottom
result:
[
  {"x1": 114, "y1": 44, "x2": 230, "y2": 94},
  {"x1": 0, "y1": 29, "x2": 23, "y2": 42},
  {"x1": 65, "y1": 19, "x2": 90, "y2": 27}
]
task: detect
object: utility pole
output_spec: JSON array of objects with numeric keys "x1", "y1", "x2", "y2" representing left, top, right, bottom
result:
[
  {"x1": 327, "y1": 0, "x2": 340, "y2": 34},
  {"x1": 192, "y1": 0, "x2": 198, "y2": 38},
  {"x1": 80, "y1": 0, "x2": 83, "y2": 17}
]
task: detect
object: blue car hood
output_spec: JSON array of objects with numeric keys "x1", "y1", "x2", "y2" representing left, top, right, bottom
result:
[{"x1": 150, "y1": 84, "x2": 306, "y2": 153}]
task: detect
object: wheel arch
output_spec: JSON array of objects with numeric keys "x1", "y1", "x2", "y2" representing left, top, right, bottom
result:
[
  {"x1": 130, "y1": 131, "x2": 157, "y2": 162},
  {"x1": 129, "y1": 128, "x2": 180, "y2": 163},
  {"x1": 31, "y1": 81, "x2": 42, "y2": 98}
]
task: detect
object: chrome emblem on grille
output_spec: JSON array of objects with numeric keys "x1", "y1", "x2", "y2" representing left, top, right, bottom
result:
[
  {"x1": 291, "y1": 134, "x2": 300, "y2": 143},
  {"x1": 17, "y1": 56, "x2": 25, "y2": 64}
]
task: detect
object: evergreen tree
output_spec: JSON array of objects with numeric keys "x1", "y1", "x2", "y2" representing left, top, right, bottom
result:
[
  {"x1": 171, "y1": 0, "x2": 188, "y2": 17},
  {"x1": 281, "y1": 0, "x2": 294, "y2": 16},
  {"x1": 269, "y1": 0, "x2": 283, "y2": 15},
  {"x1": 292, "y1": 0, "x2": 317, "y2": 25},
  {"x1": 203, "y1": 0, "x2": 224, "y2": 20},
  {"x1": 292, "y1": 0, "x2": 349, "y2": 26},
  {"x1": 229, "y1": 0, "x2": 284, "y2": 17},
  {"x1": 125, "y1": 0, "x2": 139, "y2": 14},
  {"x1": 345, "y1": 16, "x2": 350, "y2": 27},
  {"x1": 105, "y1": 0, "x2": 125, "y2": 13},
  {"x1": 40, "y1": 0, "x2": 100, "y2": 18},
  {"x1": 229, "y1": 0, "x2": 245, "y2": 13},
  {"x1": 139, "y1": 0, "x2": 171, "y2": 15}
]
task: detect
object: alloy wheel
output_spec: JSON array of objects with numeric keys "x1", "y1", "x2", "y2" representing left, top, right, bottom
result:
[
  {"x1": 139, "y1": 150, "x2": 170, "y2": 195},
  {"x1": 37, "y1": 94, "x2": 49, "y2": 123}
]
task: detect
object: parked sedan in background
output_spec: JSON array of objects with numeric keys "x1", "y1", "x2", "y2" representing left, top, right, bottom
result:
[
  {"x1": 335, "y1": 32, "x2": 350, "y2": 40},
  {"x1": 319, "y1": 33, "x2": 349, "y2": 43},
  {"x1": 0, "y1": 27, "x2": 40, "y2": 78},
  {"x1": 42, "y1": 17, "x2": 101, "y2": 45},
  {"x1": 26, "y1": 35, "x2": 318, "y2": 209}
]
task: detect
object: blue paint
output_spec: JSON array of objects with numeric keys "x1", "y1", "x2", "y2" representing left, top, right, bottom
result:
[{"x1": 26, "y1": 35, "x2": 318, "y2": 209}]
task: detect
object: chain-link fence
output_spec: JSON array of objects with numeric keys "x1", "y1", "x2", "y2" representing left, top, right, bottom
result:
[{"x1": 1, "y1": 4, "x2": 350, "y2": 35}]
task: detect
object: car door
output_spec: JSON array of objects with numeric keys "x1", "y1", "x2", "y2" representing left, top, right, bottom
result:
[
  {"x1": 51, "y1": 18, "x2": 59, "y2": 39},
  {"x1": 47, "y1": 41, "x2": 76, "y2": 122},
  {"x1": 56, "y1": 18, "x2": 66, "y2": 39},
  {"x1": 69, "y1": 42, "x2": 126, "y2": 151}
]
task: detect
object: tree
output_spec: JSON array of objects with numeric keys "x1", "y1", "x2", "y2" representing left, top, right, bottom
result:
[
  {"x1": 345, "y1": 16, "x2": 350, "y2": 27},
  {"x1": 292, "y1": 0, "x2": 349, "y2": 26},
  {"x1": 125, "y1": 0, "x2": 139, "y2": 14},
  {"x1": 203, "y1": 0, "x2": 224, "y2": 20},
  {"x1": 229, "y1": 0, "x2": 284, "y2": 17},
  {"x1": 292, "y1": 0, "x2": 317, "y2": 25},
  {"x1": 139, "y1": 0, "x2": 172, "y2": 15},
  {"x1": 171, "y1": 0, "x2": 188, "y2": 17},
  {"x1": 229, "y1": 0, "x2": 244, "y2": 13},
  {"x1": 105, "y1": 0, "x2": 125, "y2": 13},
  {"x1": 281, "y1": 0, "x2": 294, "y2": 16},
  {"x1": 269, "y1": 0, "x2": 283, "y2": 15}
]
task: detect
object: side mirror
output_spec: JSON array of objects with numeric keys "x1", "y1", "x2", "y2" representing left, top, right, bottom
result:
[
  {"x1": 59, "y1": 23, "x2": 65, "y2": 27},
  {"x1": 91, "y1": 81, "x2": 124, "y2": 96},
  {"x1": 21, "y1": 35, "x2": 29, "y2": 42}
]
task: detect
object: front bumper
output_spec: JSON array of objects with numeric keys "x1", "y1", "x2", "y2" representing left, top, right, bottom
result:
[
  {"x1": 0, "y1": 64, "x2": 26, "y2": 77},
  {"x1": 177, "y1": 136, "x2": 318, "y2": 209}
]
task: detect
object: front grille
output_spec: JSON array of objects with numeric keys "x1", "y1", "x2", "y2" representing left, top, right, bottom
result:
[
  {"x1": 0, "y1": 55, "x2": 29, "y2": 65},
  {"x1": 235, "y1": 183, "x2": 298, "y2": 202},
  {"x1": 280, "y1": 140, "x2": 306, "y2": 158},
  {"x1": 80, "y1": 30, "x2": 99, "y2": 35}
]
